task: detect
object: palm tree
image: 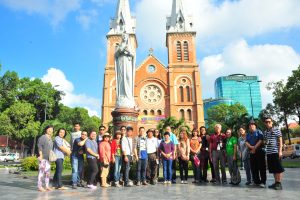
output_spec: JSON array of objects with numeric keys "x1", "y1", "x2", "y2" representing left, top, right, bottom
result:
[{"x1": 157, "y1": 116, "x2": 190, "y2": 136}]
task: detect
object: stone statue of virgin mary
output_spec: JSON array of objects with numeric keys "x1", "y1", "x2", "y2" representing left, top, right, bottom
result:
[{"x1": 114, "y1": 32, "x2": 136, "y2": 109}]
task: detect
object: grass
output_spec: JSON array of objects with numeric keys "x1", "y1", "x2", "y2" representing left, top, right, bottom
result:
[{"x1": 282, "y1": 161, "x2": 300, "y2": 168}]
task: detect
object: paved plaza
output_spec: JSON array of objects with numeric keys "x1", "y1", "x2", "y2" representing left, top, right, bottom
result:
[{"x1": 0, "y1": 168, "x2": 299, "y2": 200}]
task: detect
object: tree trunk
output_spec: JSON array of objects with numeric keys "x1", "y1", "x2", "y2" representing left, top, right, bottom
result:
[
  {"x1": 284, "y1": 114, "x2": 291, "y2": 145},
  {"x1": 31, "y1": 136, "x2": 36, "y2": 156}
]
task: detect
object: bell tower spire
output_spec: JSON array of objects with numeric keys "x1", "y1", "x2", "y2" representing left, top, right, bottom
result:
[
  {"x1": 166, "y1": 0, "x2": 194, "y2": 33},
  {"x1": 108, "y1": 0, "x2": 136, "y2": 35}
]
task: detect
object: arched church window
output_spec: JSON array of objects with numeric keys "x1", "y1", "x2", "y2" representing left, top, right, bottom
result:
[
  {"x1": 179, "y1": 86, "x2": 184, "y2": 102},
  {"x1": 180, "y1": 109, "x2": 185, "y2": 120},
  {"x1": 177, "y1": 41, "x2": 182, "y2": 62},
  {"x1": 187, "y1": 109, "x2": 192, "y2": 121},
  {"x1": 157, "y1": 110, "x2": 162, "y2": 115},
  {"x1": 150, "y1": 110, "x2": 155, "y2": 116},
  {"x1": 143, "y1": 110, "x2": 148, "y2": 116},
  {"x1": 183, "y1": 41, "x2": 189, "y2": 61},
  {"x1": 186, "y1": 86, "x2": 191, "y2": 102}
]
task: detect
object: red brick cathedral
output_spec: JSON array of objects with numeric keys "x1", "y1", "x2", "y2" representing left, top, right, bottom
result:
[{"x1": 101, "y1": 0, "x2": 205, "y2": 130}]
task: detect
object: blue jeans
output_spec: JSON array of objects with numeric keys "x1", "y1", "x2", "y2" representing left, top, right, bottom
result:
[
  {"x1": 123, "y1": 155, "x2": 132, "y2": 184},
  {"x1": 137, "y1": 159, "x2": 148, "y2": 182},
  {"x1": 163, "y1": 159, "x2": 173, "y2": 181},
  {"x1": 243, "y1": 158, "x2": 252, "y2": 182},
  {"x1": 71, "y1": 155, "x2": 84, "y2": 185},
  {"x1": 53, "y1": 158, "x2": 64, "y2": 188},
  {"x1": 114, "y1": 156, "x2": 122, "y2": 182}
]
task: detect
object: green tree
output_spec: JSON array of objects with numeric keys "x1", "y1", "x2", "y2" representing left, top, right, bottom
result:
[
  {"x1": 286, "y1": 65, "x2": 300, "y2": 124},
  {"x1": 157, "y1": 116, "x2": 189, "y2": 136},
  {"x1": 0, "y1": 71, "x2": 20, "y2": 111},
  {"x1": 267, "y1": 81, "x2": 293, "y2": 144},
  {"x1": 207, "y1": 103, "x2": 248, "y2": 134},
  {"x1": 0, "y1": 101, "x2": 40, "y2": 157}
]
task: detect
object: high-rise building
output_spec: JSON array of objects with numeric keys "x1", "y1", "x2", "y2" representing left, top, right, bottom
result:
[
  {"x1": 101, "y1": 0, "x2": 205, "y2": 130},
  {"x1": 215, "y1": 74, "x2": 262, "y2": 118}
]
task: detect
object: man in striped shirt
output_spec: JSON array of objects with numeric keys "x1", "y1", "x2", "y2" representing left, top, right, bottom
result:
[{"x1": 264, "y1": 117, "x2": 284, "y2": 190}]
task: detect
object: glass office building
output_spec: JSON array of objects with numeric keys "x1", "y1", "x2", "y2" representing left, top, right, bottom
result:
[
  {"x1": 215, "y1": 74, "x2": 262, "y2": 118},
  {"x1": 204, "y1": 98, "x2": 236, "y2": 123}
]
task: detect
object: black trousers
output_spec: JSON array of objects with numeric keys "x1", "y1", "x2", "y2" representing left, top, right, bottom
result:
[
  {"x1": 172, "y1": 159, "x2": 177, "y2": 181},
  {"x1": 87, "y1": 158, "x2": 99, "y2": 185},
  {"x1": 178, "y1": 157, "x2": 188, "y2": 181},
  {"x1": 250, "y1": 149, "x2": 266, "y2": 184},
  {"x1": 53, "y1": 158, "x2": 64, "y2": 188}
]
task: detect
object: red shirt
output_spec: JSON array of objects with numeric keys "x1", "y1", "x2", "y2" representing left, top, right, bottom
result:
[
  {"x1": 210, "y1": 133, "x2": 226, "y2": 151},
  {"x1": 111, "y1": 139, "x2": 122, "y2": 156}
]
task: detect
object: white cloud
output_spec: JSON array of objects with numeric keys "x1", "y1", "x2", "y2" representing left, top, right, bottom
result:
[
  {"x1": 200, "y1": 39, "x2": 300, "y2": 106},
  {"x1": 135, "y1": 0, "x2": 300, "y2": 51},
  {"x1": 76, "y1": 9, "x2": 98, "y2": 30},
  {"x1": 41, "y1": 68, "x2": 100, "y2": 117},
  {"x1": 0, "y1": 0, "x2": 81, "y2": 27}
]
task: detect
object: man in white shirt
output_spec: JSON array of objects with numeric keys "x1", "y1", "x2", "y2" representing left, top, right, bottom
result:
[
  {"x1": 122, "y1": 126, "x2": 135, "y2": 187},
  {"x1": 146, "y1": 129, "x2": 159, "y2": 185},
  {"x1": 70, "y1": 122, "x2": 82, "y2": 150}
]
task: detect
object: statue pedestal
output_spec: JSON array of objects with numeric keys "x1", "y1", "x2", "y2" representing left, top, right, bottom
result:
[{"x1": 111, "y1": 108, "x2": 139, "y2": 136}]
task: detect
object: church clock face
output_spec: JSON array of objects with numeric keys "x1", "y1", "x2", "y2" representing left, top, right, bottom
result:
[{"x1": 140, "y1": 84, "x2": 163, "y2": 105}]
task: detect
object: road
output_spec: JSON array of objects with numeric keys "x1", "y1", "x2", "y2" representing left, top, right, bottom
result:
[{"x1": 0, "y1": 168, "x2": 299, "y2": 200}]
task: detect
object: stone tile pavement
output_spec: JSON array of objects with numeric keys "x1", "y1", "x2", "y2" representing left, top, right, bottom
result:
[{"x1": 0, "y1": 168, "x2": 299, "y2": 200}]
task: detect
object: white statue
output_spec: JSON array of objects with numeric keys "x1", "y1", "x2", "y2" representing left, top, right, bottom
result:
[{"x1": 115, "y1": 33, "x2": 136, "y2": 108}]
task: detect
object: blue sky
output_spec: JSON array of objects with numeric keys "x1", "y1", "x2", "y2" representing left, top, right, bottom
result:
[{"x1": 1, "y1": 0, "x2": 300, "y2": 117}]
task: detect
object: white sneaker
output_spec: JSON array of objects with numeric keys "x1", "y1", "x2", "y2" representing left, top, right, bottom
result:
[
  {"x1": 259, "y1": 183, "x2": 266, "y2": 188},
  {"x1": 167, "y1": 181, "x2": 172, "y2": 184},
  {"x1": 87, "y1": 184, "x2": 97, "y2": 190},
  {"x1": 163, "y1": 181, "x2": 167, "y2": 184},
  {"x1": 181, "y1": 181, "x2": 184, "y2": 184},
  {"x1": 184, "y1": 181, "x2": 188, "y2": 184}
]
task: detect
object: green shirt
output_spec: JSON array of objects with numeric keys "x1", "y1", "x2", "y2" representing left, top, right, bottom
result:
[{"x1": 226, "y1": 136, "x2": 237, "y2": 156}]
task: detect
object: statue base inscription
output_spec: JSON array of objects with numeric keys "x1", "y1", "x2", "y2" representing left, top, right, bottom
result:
[{"x1": 111, "y1": 108, "x2": 139, "y2": 136}]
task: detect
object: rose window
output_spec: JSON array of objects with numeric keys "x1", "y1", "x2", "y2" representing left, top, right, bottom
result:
[{"x1": 141, "y1": 85, "x2": 162, "y2": 104}]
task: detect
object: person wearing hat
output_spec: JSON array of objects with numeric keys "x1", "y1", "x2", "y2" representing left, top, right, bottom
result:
[
  {"x1": 111, "y1": 130, "x2": 123, "y2": 187},
  {"x1": 245, "y1": 119, "x2": 266, "y2": 188},
  {"x1": 99, "y1": 132, "x2": 112, "y2": 187}
]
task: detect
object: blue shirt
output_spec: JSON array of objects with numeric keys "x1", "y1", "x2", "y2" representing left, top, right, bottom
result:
[
  {"x1": 85, "y1": 139, "x2": 98, "y2": 159},
  {"x1": 53, "y1": 136, "x2": 65, "y2": 159},
  {"x1": 170, "y1": 132, "x2": 179, "y2": 145},
  {"x1": 72, "y1": 137, "x2": 85, "y2": 158},
  {"x1": 246, "y1": 130, "x2": 263, "y2": 146}
]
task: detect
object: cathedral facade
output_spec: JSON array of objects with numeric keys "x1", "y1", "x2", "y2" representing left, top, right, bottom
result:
[{"x1": 101, "y1": 0, "x2": 205, "y2": 130}]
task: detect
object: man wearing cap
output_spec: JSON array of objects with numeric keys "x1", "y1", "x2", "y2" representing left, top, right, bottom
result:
[
  {"x1": 264, "y1": 117, "x2": 284, "y2": 190},
  {"x1": 122, "y1": 127, "x2": 135, "y2": 187},
  {"x1": 246, "y1": 119, "x2": 266, "y2": 188},
  {"x1": 99, "y1": 133, "x2": 112, "y2": 187}
]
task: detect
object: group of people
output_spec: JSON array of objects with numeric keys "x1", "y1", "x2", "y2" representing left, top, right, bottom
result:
[{"x1": 36, "y1": 116, "x2": 285, "y2": 192}]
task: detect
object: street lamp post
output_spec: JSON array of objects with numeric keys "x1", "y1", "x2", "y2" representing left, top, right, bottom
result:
[
  {"x1": 237, "y1": 80, "x2": 262, "y2": 119},
  {"x1": 44, "y1": 85, "x2": 59, "y2": 122}
]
